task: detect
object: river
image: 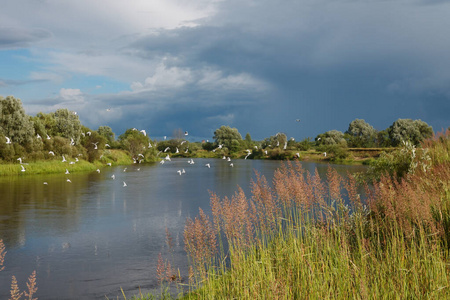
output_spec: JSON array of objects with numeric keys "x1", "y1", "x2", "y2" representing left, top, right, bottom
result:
[{"x1": 0, "y1": 158, "x2": 367, "y2": 299}]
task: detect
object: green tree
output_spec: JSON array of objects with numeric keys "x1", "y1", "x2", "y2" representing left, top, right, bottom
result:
[
  {"x1": 97, "y1": 126, "x2": 115, "y2": 145},
  {"x1": 119, "y1": 128, "x2": 156, "y2": 161},
  {"x1": 388, "y1": 119, "x2": 433, "y2": 146},
  {"x1": 345, "y1": 119, "x2": 377, "y2": 148},
  {"x1": 213, "y1": 126, "x2": 243, "y2": 152},
  {"x1": 316, "y1": 130, "x2": 347, "y2": 146},
  {"x1": 0, "y1": 96, "x2": 35, "y2": 145},
  {"x1": 50, "y1": 109, "x2": 82, "y2": 144},
  {"x1": 262, "y1": 132, "x2": 287, "y2": 149}
]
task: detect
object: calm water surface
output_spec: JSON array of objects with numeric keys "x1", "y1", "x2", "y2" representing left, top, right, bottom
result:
[{"x1": 0, "y1": 158, "x2": 367, "y2": 299}]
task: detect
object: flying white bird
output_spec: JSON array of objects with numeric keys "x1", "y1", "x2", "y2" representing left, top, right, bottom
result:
[
  {"x1": 123, "y1": 168, "x2": 127, "y2": 172},
  {"x1": 284, "y1": 142, "x2": 287, "y2": 150},
  {"x1": 165, "y1": 154, "x2": 171, "y2": 161},
  {"x1": 111, "y1": 174, "x2": 115, "y2": 180},
  {"x1": 140, "y1": 130, "x2": 146, "y2": 136},
  {"x1": 180, "y1": 141, "x2": 186, "y2": 145},
  {"x1": 36, "y1": 134, "x2": 41, "y2": 139},
  {"x1": 164, "y1": 136, "x2": 167, "y2": 140},
  {"x1": 182, "y1": 169, "x2": 185, "y2": 174},
  {"x1": 5, "y1": 136, "x2": 11, "y2": 144},
  {"x1": 48, "y1": 151, "x2": 55, "y2": 156},
  {"x1": 86, "y1": 131, "x2": 91, "y2": 136},
  {"x1": 21, "y1": 165, "x2": 26, "y2": 172},
  {"x1": 185, "y1": 148, "x2": 189, "y2": 153},
  {"x1": 70, "y1": 138, "x2": 75, "y2": 146},
  {"x1": 177, "y1": 170, "x2": 182, "y2": 175},
  {"x1": 296, "y1": 119, "x2": 300, "y2": 122},
  {"x1": 66, "y1": 179, "x2": 71, "y2": 183},
  {"x1": 65, "y1": 169, "x2": 70, "y2": 174},
  {"x1": 148, "y1": 142, "x2": 152, "y2": 148},
  {"x1": 107, "y1": 162, "x2": 112, "y2": 166},
  {"x1": 92, "y1": 142, "x2": 98, "y2": 150},
  {"x1": 105, "y1": 144, "x2": 110, "y2": 148},
  {"x1": 160, "y1": 160, "x2": 165, "y2": 164},
  {"x1": 43, "y1": 182, "x2": 48, "y2": 185},
  {"x1": 46, "y1": 134, "x2": 51, "y2": 140},
  {"x1": 62, "y1": 155, "x2": 67, "y2": 162},
  {"x1": 323, "y1": 152, "x2": 327, "y2": 157},
  {"x1": 230, "y1": 163, "x2": 234, "y2": 167},
  {"x1": 175, "y1": 148, "x2": 179, "y2": 154},
  {"x1": 96, "y1": 169, "x2": 100, "y2": 173},
  {"x1": 164, "y1": 147, "x2": 170, "y2": 152},
  {"x1": 123, "y1": 181, "x2": 127, "y2": 187},
  {"x1": 17, "y1": 157, "x2": 23, "y2": 164},
  {"x1": 106, "y1": 108, "x2": 111, "y2": 112},
  {"x1": 205, "y1": 163, "x2": 211, "y2": 168},
  {"x1": 184, "y1": 131, "x2": 188, "y2": 136}
]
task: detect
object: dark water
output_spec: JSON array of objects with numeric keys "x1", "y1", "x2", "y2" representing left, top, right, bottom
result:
[{"x1": 0, "y1": 158, "x2": 367, "y2": 299}]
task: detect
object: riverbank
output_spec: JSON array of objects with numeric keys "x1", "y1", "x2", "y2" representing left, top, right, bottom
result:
[
  {"x1": 0, "y1": 149, "x2": 134, "y2": 176},
  {"x1": 0, "y1": 148, "x2": 384, "y2": 176}
]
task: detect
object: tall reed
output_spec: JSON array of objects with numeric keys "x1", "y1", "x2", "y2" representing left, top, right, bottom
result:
[{"x1": 182, "y1": 134, "x2": 450, "y2": 299}]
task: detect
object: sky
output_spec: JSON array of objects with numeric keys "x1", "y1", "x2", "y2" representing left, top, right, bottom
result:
[{"x1": 1, "y1": 0, "x2": 450, "y2": 142}]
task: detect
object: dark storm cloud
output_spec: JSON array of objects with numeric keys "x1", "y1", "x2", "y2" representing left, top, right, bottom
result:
[{"x1": 0, "y1": 27, "x2": 52, "y2": 49}]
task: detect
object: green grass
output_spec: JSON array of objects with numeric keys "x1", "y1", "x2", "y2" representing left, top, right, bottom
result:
[{"x1": 0, "y1": 149, "x2": 134, "y2": 176}]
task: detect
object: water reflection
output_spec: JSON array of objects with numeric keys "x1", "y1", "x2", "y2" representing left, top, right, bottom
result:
[{"x1": 0, "y1": 159, "x2": 367, "y2": 299}]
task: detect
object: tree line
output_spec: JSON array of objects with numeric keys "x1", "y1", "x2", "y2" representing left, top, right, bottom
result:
[{"x1": 0, "y1": 95, "x2": 436, "y2": 164}]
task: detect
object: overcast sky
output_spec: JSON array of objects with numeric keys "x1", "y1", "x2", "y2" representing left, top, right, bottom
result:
[{"x1": 1, "y1": 0, "x2": 449, "y2": 141}]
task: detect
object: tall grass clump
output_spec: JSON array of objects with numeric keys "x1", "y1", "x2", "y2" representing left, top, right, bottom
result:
[
  {"x1": 1, "y1": 239, "x2": 38, "y2": 300},
  {"x1": 182, "y1": 134, "x2": 450, "y2": 299}
]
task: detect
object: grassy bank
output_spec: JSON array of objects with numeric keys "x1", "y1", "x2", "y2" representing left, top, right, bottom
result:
[
  {"x1": 152, "y1": 133, "x2": 450, "y2": 299},
  {"x1": 0, "y1": 149, "x2": 134, "y2": 176}
]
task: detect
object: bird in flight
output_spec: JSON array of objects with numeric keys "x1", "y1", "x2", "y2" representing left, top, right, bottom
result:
[
  {"x1": 123, "y1": 181, "x2": 127, "y2": 187},
  {"x1": 140, "y1": 130, "x2": 146, "y2": 136},
  {"x1": 21, "y1": 165, "x2": 26, "y2": 172},
  {"x1": 185, "y1": 131, "x2": 188, "y2": 136},
  {"x1": 5, "y1": 136, "x2": 11, "y2": 144},
  {"x1": 296, "y1": 119, "x2": 300, "y2": 122}
]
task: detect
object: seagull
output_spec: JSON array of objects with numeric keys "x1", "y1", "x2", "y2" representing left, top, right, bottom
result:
[
  {"x1": 36, "y1": 134, "x2": 41, "y2": 139},
  {"x1": 17, "y1": 157, "x2": 23, "y2": 164},
  {"x1": 111, "y1": 174, "x2": 115, "y2": 180},
  {"x1": 222, "y1": 156, "x2": 226, "y2": 160},
  {"x1": 284, "y1": 142, "x2": 287, "y2": 150},
  {"x1": 227, "y1": 157, "x2": 231, "y2": 161},
  {"x1": 107, "y1": 162, "x2": 112, "y2": 166},
  {"x1": 92, "y1": 142, "x2": 98, "y2": 150},
  {"x1": 296, "y1": 119, "x2": 300, "y2": 122},
  {"x1": 165, "y1": 154, "x2": 171, "y2": 161},
  {"x1": 106, "y1": 108, "x2": 111, "y2": 112},
  {"x1": 75, "y1": 157, "x2": 79, "y2": 162},
  {"x1": 295, "y1": 153, "x2": 300, "y2": 158},
  {"x1": 160, "y1": 160, "x2": 165, "y2": 164},
  {"x1": 138, "y1": 153, "x2": 144, "y2": 158},
  {"x1": 323, "y1": 152, "x2": 327, "y2": 157},
  {"x1": 86, "y1": 131, "x2": 91, "y2": 136},
  {"x1": 175, "y1": 148, "x2": 179, "y2": 154},
  {"x1": 96, "y1": 169, "x2": 100, "y2": 173},
  {"x1": 43, "y1": 182, "x2": 48, "y2": 185},
  {"x1": 62, "y1": 155, "x2": 67, "y2": 162},
  {"x1": 70, "y1": 138, "x2": 75, "y2": 146},
  {"x1": 230, "y1": 163, "x2": 234, "y2": 167},
  {"x1": 65, "y1": 169, "x2": 70, "y2": 174},
  {"x1": 73, "y1": 111, "x2": 77, "y2": 115},
  {"x1": 188, "y1": 159, "x2": 194, "y2": 164},
  {"x1": 49, "y1": 151, "x2": 55, "y2": 156},
  {"x1": 105, "y1": 144, "x2": 110, "y2": 148},
  {"x1": 123, "y1": 181, "x2": 127, "y2": 187},
  {"x1": 123, "y1": 168, "x2": 127, "y2": 172},
  {"x1": 46, "y1": 134, "x2": 51, "y2": 140},
  {"x1": 185, "y1": 148, "x2": 189, "y2": 153},
  {"x1": 21, "y1": 165, "x2": 26, "y2": 172},
  {"x1": 182, "y1": 169, "x2": 185, "y2": 174},
  {"x1": 177, "y1": 170, "x2": 182, "y2": 175},
  {"x1": 184, "y1": 131, "x2": 188, "y2": 136},
  {"x1": 69, "y1": 161, "x2": 75, "y2": 165},
  {"x1": 140, "y1": 130, "x2": 146, "y2": 136},
  {"x1": 180, "y1": 141, "x2": 186, "y2": 145},
  {"x1": 5, "y1": 136, "x2": 11, "y2": 144},
  {"x1": 245, "y1": 153, "x2": 251, "y2": 159},
  {"x1": 148, "y1": 142, "x2": 152, "y2": 148},
  {"x1": 66, "y1": 179, "x2": 71, "y2": 183},
  {"x1": 164, "y1": 136, "x2": 167, "y2": 140},
  {"x1": 164, "y1": 147, "x2": 170, "y2": 152},
  {"x1": 205, "y1": 163, "x2": 210, "y2": 168}
]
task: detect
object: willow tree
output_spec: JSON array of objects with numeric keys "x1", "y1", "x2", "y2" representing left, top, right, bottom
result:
[
  {"x1": 388, "y1": 119, "x2": 433, "y2": 146},
  {"x1": 0, "y1": 96, "x2": 35, "y2": 145},
  {"x1": 213, "y1": 125, "x2": 243, "y2": 152}
]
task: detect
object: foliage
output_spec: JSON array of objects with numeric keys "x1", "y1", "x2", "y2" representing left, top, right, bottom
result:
[
  {"x1": 118, "y1": 128, "x2": 156, "y2": 162},
  {"x1": 261, "y1": 132, "x2": 287, "y2": 149},
  {"x1": 213, "y1": 126, "x2": 242, "y2": 152},
  {"x1": 0, "y1": 96, "x2": 35, "y2": 145},
  {"x1": 316, "y1": 130, "x2": 347, "y2": 146},
  {"x1": 365, "y1": 140, "x2": 432, "y2": 180},
  {"x1": 388, "y1": 118, "x2": 433, "y2": 146},
  {"x1": 345, "y1": 118, "x2": 377, "y2": 147},
  {"x1": 51, "y1": 108, "x2": 83, "y2": 144},
  {"x1": 97, "y1": 126, "x2": 115, "y2": 145}
]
